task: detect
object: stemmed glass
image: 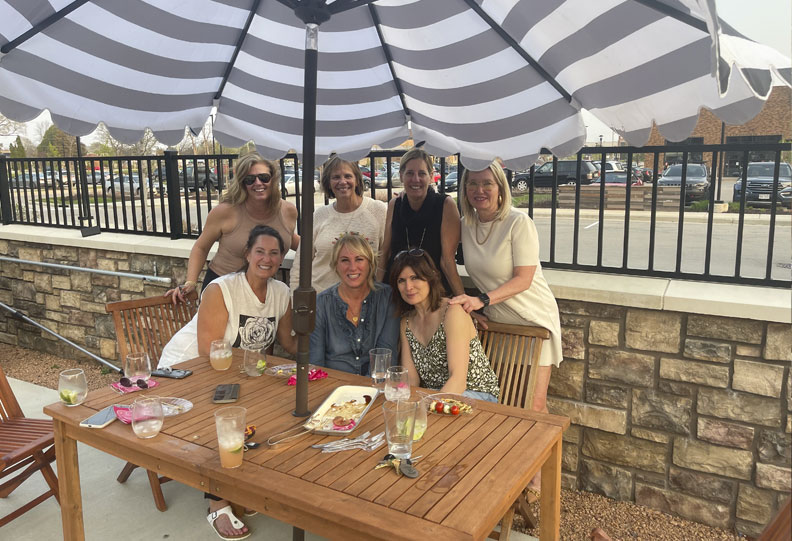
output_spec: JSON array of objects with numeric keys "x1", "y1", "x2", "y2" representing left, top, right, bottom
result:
[
  {"x1": 58, "y1": 369, "x2": 88, "y2": 406},
  {"x1": 384, "y1": 366, "x2": 410, "y2": 401},
  {"x1": 124, "y1": 352, "x2": 151, "y2": 385},
  {"x1": 209, "y1": 340, "x2": 232, "y2": 371}
]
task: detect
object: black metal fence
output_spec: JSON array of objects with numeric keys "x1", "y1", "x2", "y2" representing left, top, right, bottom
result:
[{"x1": 1, "y1": 143, "x2": 789, "y2": 287}]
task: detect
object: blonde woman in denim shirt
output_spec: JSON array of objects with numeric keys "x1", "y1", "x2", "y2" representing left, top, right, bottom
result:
[{"x1": 310, "y1": 233, "x2": 399, "y2": 375}]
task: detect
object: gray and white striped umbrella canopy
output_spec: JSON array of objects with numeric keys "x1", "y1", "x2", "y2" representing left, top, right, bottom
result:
[{"x1": 0, "y1": 0, "x2": 789, "y2": 170}]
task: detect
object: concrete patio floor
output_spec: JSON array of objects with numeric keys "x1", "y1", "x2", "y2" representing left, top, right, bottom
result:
[{"x1": 1, "y1": 378, "x2": 535, "y2": 541}]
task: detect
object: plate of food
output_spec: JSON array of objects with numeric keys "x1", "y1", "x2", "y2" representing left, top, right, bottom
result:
[
  {"x1": 423, "y1": 393, "x2": 474, "y2": 416},
  {"x1": 264, "y1": 363, "x2": 318, "y2": 377},
  {"x1": 304, "y1": 385, "x2": 379, "y2": 435},
  {"x1": 160, "y1": 397, "x2": 193, "y2": 416}
]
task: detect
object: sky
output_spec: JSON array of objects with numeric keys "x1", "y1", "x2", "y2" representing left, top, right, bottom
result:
[{"x1": 6, "y1": 0, "x2": 792, "y2": 148}]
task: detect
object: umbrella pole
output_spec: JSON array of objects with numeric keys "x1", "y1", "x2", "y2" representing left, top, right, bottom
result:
[{"x1": 291, "y1": 22, "x2": 320, "y2": 418}]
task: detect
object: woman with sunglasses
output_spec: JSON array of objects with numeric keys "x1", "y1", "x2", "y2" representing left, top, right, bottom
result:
[
  {"x1": 377, "y1": 147, "x2": 465, "y2": 297},
  {"x1": 310, "y1": 232, "x2": 399, "y2": 375},
  {"x1": 391, "y1": 249, "x2": 499, "y2": 402},
  {"x1": 450, "y1": 161, "x2": 562, "y2": 503},
  {"x1": 290, "y1": 155, "x2": 386, "y2": 293},
  {"x1": 167, "y1": 152, "x2": 298, "y2": 303},
  {"x1": 159, "y1": 225, "x2": 296, "y2": 541}
]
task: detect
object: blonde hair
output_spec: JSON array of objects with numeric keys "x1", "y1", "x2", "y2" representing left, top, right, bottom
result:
[
  {"x1": 221, "y1": 152, "x2": 282, "y2": 214},
  {"x1": 330, "y1": 232, "x2": 377, "y2": 291},
  {"x1": 320, "y1": 155, "x2": 365, "y2": 198},
  {"x1": 398, "y1": 147, "x2": 434, "y2": 180},
  {"x1": 460, "y1": 161, "x2": 512, "y2": 225}
]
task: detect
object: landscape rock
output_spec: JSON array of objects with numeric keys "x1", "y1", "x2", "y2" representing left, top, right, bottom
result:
[
  {"x1": 625, "y1": 309, "x2": 681, "y2": 353},
  {"x1": 631, "y1": 389, "x2": 691, "y2": 434}
]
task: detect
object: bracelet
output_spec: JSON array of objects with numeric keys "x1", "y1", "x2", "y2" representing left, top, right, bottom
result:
[{"x1": 182, "y1": 280, "x2": 197, "y2": 289}]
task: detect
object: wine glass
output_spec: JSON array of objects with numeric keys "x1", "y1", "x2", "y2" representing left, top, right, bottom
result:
[
  {"x1": 131, "y1": 396, "x2": 164, "y2": 439},
  {"x1": 384, "y1": 366, "x2": 410, "y2": 401},
  {"x1": 243, "y1": 348, "x2": 266, "y2": 377},
  {"x1": 209, "y1": 339, "x2": 232, "y2": 371},
  {"x1": 124, "y1": 352, "x2": 151, "y2": 385},
  {"x1": 58, "y1": 369, "x2": 88, "y2": 407}
]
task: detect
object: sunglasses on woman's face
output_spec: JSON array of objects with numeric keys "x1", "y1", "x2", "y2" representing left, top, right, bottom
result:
[
  {"x1": 119, "y1": 377, "x2": 148, "y2": 389},
  {"x1": 242, "y1": 173, "x2": 272, "y2": 186}
]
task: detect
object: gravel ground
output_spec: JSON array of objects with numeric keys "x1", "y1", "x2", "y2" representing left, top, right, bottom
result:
[{"x1": 0, "y1": 343, "x2": 747, "y2": 541}]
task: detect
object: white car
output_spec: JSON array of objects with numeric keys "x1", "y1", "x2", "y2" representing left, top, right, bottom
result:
[{"x1": 282, "y1": 172, "x2": 320, "y2": 196}]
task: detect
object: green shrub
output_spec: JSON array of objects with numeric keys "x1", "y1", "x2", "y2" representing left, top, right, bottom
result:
[{"x1": 688, "y1": 200, "x2": 709, "y2": 212}]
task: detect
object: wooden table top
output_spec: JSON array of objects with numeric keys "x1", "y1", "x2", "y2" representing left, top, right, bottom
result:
[{"x1": 44, "y1": 352, "x2": 569, "y2": 541}]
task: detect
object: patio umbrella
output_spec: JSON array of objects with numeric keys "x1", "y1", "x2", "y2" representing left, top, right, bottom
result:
[{"x1": 1, "y1": 0, "x2": 789, "y2": 415}]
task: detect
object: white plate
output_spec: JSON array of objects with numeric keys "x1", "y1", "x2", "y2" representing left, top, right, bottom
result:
[
  {"x1": 264, "y1": 363, "x2": 317, "y2": 377},
  {"x1": 423, "y1": 392, "x2": 474, "y2": 415},
  {"x1": 160, "y1": 397, "x2": 193, "y2": 416},
  {"x1": 304, "y1": 385, "x2": 379, "y2": 435}
]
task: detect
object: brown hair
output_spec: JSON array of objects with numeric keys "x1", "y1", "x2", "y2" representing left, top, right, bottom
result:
[
  {"x1": 389, "y1": 249, "x2": 444, "y2": 317},
  {"x1": 320, "y1": 154, "x2": 365, "y2": 198},
  {"x1": 239, "y1": 225, "x2": 284, "y2": 272},
  {"x1": 221, "y1": 152, "x2": 282, "y2": 213}
]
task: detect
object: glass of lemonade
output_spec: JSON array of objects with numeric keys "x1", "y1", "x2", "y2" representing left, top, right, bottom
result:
[
  {"x1": 384, "y1": 366, "x2": 410, "y2": 401},
  {"x1": 382, "y1": 399, "x2": 417, "y2": 459},
  {"x1": 125, "y1": 352, "x2": 151, "y2": 385},
  {"x1": 215, "y1": 406, "x2": 247, "y2": 468},
  {"x1": 131, "y1": 396, "x2": 164, "y2": 439},
  {"x1": 209, "y1": 339, "x2": 233, "y2": 371},
  {"x1": 58, "y1": 369, "x2": 88, "y2": 407},
  {"x1": 369, "y1": 348, "x2": 391, "y2": 389},
  {"x1": 243, "y1": 348, "x2": 266, "y2": 377}
]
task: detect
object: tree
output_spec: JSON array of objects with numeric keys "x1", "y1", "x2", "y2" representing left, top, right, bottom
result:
[
  {"x1": 36, "y1": 125, "x2": 85, "y2": 157},
  {"x1": 9, "y1": 135, "x2": 26, "y2": 158}
]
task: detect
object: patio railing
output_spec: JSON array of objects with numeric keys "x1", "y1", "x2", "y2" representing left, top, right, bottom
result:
[{"x1": 1, "y1": 143, "x2": 789, "y2": 288}]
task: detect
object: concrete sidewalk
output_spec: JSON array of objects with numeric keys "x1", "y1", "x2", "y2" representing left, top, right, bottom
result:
[{"x1": 1, "y1": 379, "x2": 535, "y2": 541}]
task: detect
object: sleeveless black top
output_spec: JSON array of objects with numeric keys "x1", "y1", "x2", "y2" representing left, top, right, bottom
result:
[{"x1": 386, "y1": 190, "x2": 452, "y2": 295}]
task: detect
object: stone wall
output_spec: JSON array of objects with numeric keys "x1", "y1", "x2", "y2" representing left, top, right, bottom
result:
[{"x1": 549, "y1": 300, "x2": 791, "y2": 536}]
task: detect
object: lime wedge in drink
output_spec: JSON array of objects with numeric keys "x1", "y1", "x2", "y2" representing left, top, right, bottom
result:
[
  {"x1": 229, "y1": 445, "x2": 244, "y2": 454},
  {"x1": 59, "y1": 390, "x2": 77, "y2": 405},
  {"x1": 256, "y1": 359, "x2": 267, "y2": 374}
]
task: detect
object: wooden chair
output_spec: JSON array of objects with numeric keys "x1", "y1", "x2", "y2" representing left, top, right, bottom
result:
[
  {"x1": 105, "y1": 290, "x2": 199, "y2": 512},
  {"x1": 479, "y1": 322, "x2": 550, "y2": 540},
  {"x1": 0, "y1": 364, "x2": 60, "y2": 526},
  {"x1": 759, "y1": 497, "x2": 791, "y2": 541}
]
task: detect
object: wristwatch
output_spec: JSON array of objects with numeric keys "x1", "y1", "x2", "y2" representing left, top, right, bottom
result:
[{"x1": 478, "y1": 293, "x2": 491, "y2": 307}]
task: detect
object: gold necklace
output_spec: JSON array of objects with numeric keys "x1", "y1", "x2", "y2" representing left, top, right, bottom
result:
[{"x1": 475, "y1": 216, "x2": 495, "y2": 245}]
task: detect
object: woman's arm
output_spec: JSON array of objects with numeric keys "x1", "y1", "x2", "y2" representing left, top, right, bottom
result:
[
  {"x1": 276, "y1": 300, "x2": 298, "y2": 355},
  {"x1": 376, "y1": 198, "x2": 396, "y2": 283},
  {"x1": 195, "y1": 283, "x2": 229, "y2": 356},
  {"x1": 281, "y1": 200, "x2": 300, "y2": 251},
  {"x1": 440, "y1": 304, "x2": 473, "y2": 394},
  {"x1": 439, "y1": 197, "x2": 465, "y2": 296},
  {"x1": 449, "y1": 265, "x2": 537, "y2": 314},
  {"x1": 399, "y1": 318, "x2": 420, "y2": 388}
]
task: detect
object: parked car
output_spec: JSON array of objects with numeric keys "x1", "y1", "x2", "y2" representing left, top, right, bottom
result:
[
  {"x1": 779, "y1": 186, "x2": 792, "y2": 208},
  {"x1": 592, "y1": 171, "x2": 643, "y2": 186},
  {"x1": 732, "y1": 161, "x2": 792, "y2": 206},
  {"x1": 442, "y1": 171, "x2": 458, "y2": 192},
  {"x1": 512, "y1": 160, "x2": 599, "y2": 191},
  {"x1": 657, "y1": 163, "x2": 709, "y2": 203},
  {"x1": 603, "y1": 161, "x2": 624, "y2": 172},
  {"x1": 104, "y1": 174, "x2": 142, "y2": 196},
  {"x1": 10, "y1": 173, "x2": 38, "y2": 188},
  {"x1": 148, "y1": 164, "x2": 218, "y2": 192},
  {"x1": 282, "y1": 172, "x2": 321, "y2": 196}
]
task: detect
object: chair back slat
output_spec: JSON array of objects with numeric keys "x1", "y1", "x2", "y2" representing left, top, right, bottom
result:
[
  {"x1": 0, "y1": 365, "x2": 24, "y2": 422},
  {"x1": 105, "y1": 291, "x2": 199, "y2": 365},
  {"x1": 479, "y1": 322, "x2": 549, "y2": 410}
]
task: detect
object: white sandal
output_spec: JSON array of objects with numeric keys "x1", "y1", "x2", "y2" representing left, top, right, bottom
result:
[{"x1": 206, "y1": 505, "x2": 250, "y2": 541}]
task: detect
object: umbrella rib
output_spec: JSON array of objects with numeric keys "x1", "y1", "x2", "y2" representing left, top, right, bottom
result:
[
  {"x1": 329, "y1": 0, "x2": 378, "y2": 15},
  {"x1": 631, "y1": 0, "x2": 708, "y2": 32},
  {"x1": 367, "y1": 3, "x2": 411, "y2": 120},
  {"x1": 215, "y1": 0, "x2": 264, "y2": 101},
  {"x1": 461, "y1": 0, "x2": 573, "y2": 104},
  {"x1": 1, "y1": 0, "x2": 91, "y2": 54}
]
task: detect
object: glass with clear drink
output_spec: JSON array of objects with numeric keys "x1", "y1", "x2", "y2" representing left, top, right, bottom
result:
[
  {"x1": 58, "y1": 368, "x2": 88, "y2": 407},
  {"x1": 243, "y1": 348, "x2": 266, "y2": 377},
  {"x1": 131, "y1": 396, "x2": 164, "y2": 439},
  {"x1": 369, "y1": 348, "x2": 391, "y2": 390},
  {"x1": 209, "y1": 339, "x2": 233, "y2": 371},
  {"x1": 125, "y1": 352, "x2": 151, "y2": 385},
  {"x1": 215, "y1": 406, "x2": 247, "y2": 468},
  {"x1": 382, "y1": 400, "x2": 417, "y2": 459},
  {"x1": 384, "y1": 366, "x2": 410, "y2": 401}
]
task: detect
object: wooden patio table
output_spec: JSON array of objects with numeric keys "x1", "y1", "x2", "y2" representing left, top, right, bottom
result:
[{"x1": 44, "y1": 351, "x2": 569, "y2": 541}]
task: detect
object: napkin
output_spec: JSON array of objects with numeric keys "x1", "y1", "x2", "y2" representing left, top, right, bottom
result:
[
  {"x1": 287, "y1": 368, "x2": 328, "y2": 386},
  {"x1": 110, "y1": 379, "x2": 160, "y2": 394}
]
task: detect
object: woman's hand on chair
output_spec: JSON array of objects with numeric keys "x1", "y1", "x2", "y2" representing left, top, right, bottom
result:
[{"x1": 165, "y1": 281, "x2": 196, "y2": 304}]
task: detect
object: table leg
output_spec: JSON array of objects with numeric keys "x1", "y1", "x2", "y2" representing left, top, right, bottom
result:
[
  {"x1": 539, "y1": 438, "x2": 562, "y2": 541},
  {"x1": 293, "y1": 526, "x2": 305, "y2": 541},
  {"x1": 53, "y1": 419, "x2": 85, "y2": 541}
]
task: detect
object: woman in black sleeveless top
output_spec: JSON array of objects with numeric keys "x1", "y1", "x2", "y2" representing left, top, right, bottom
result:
[{"x1": 378, "y1": 148, "x2": 464, "y2": 296}]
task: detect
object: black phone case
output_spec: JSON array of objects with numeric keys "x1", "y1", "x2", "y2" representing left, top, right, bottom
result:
[{"x1": 212, "y1": 384, "x2": 240, "y2": 403}]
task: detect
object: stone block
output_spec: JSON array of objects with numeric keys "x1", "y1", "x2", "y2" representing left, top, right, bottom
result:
[
  {"x1": 116, "y1": 260, "x2": 130, "y2": 271},
  {"x1": 687, "y1": 314, "x2": 763, "y2": 344},
  {"x1": 765, "y1": 323, "x2": 792, "y2": 361},
  {"x1": 634, "y1": 471, "x2": 665, "y2": 487},
  {"x1": 588, "y1": 320, "x2": 619, "y2": 347},
  {"x1": 562, "y1": 425, "x2": 581, "y2": 445},
  {"x1": 548, "y1": 398, "x2": 627, "y2": 434},
  {"x1": 586, "y1": 381, "x2": 629, "y2": 408},
  {"x1": 673, "y1": 438, "x2": 753, "y2": 479},
  {"x1": 97, "y1": 258, "x2": 116, "y2": 271},
  {"x1": 582, "y1": 431, "x2": 666, "y2": 473},
  {"x1": 100, "y1": 338, "x2": 118, "y2": 361},
  {"x1": 81, "y1": 302, "x2": 108, "y2": 314},
  {"x1": 737, "y1": 484, "x2": 775, "y2": 524},
  {"x1": 683, "y1": 339, "x2": 731, "y2": 362},
  {"x1": 52, "y1": 246, "x2": 79, "y2": 261},
  {"x1": 580, "y1": 459, "x2": 632, "y2": 501},
  {"x1": 92, "y1": 275, "x2": 119, "y2": 288},
  {"x1": 0, "y1": 239, "x2": 7, "y2": 254},
  {"x1": 33, "y1": 273, "x2": 52, "y2": 293},
  {"x1": 11, "y1": 280, "x2": 36, "y2": 301},
  {"x1": 95, "y1": 317, "x2": 116, "y2": 339},
  {"x1": 632, "y1": 389, "x2": 692, "y2": 434},
  {"x1": 78, "y1": 249, "x2": 97, "y2": 268},
  {"x1": 589, "y1": 349, "x2": 655, "y2": 387},
  {"x1": 562, "y1": 444, "x2": 579, "y2": 471},
  {"x1": 60, "y1": 290, "x2": 81, "y2": 309},
  {"x1": 631, "y1": 427, "x2": 670, "y2": 444},
  {"x1": 557, "y1": 300, "x2": 624, "y2": 319},
  {"x1": 548, "y1": 360, "x2": 584, "y2": 400},
  {"x1": 735, "y1": 519, "x2": 766, "y2": 539},
  {"x1": 787, "y1": 415, "x2": 791, "y2": 434},
  {"x1": 698, "y1": 388, "x2": 783, "y2": 427},
  {"x1": 44, "y1": 310, "x2": 70, "y2": 323},
  {"x1": 635, "y1": 483, "x2": 730, "y2": 529},
  {"x1": 561, "y1": 327, "x2": 585, "y2": 360},
  {"x1": 51, "y1": 275, "x2": 71, "y2": 290},
  {"x1": 733, "y1": 359, "x2": 785, "y2": 398},
  {"x1": 44, "y1": 294, "x2": 61, "y2": 311},
  {"x1": 17, "y1": 247, "x2": 42, "y2": 262},
  {"x1": 659, "y1": 357, "x2": 729, "y2": 387},
  {"x1": 755, "y1": 462, "x2": 792, "y2": 491},
  {"x1": 560, "y1": 314, "x2": 588, "y2": 328},
  {"x1": 70, "y1": 272, "x2": 92, "y2": 292},
  {"x1": 697, "y1": 417, "x2": 754, "y2": 449},
  {"x1": 625, "y1": 309, "x2": 681, "y2": 353},
  {"x1": 736, "y1": 344, "x2": 761, "y2": 357},
  {"x1": 119, "y1": 276, "x2": 144, "y2": 292},
  {"x1": 22, "y1": 271, "x2": 34, "y2": 282},
  {"x1": 669, "y1": 466, "x2": 734, "y2": 503},
  {"x1": 60, "y1": 325, "x2": 86, "y2": 342},
  {"x1": 561, "y1": 473, "x2": 577, "y2": 490}
]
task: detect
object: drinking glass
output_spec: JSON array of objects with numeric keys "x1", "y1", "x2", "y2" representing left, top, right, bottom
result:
[
  {"x1": 382, "y1": 400, "x2": 418, "y2": 459},
  {"x1": 384, "y1": 366, "x2": 410, "y2": 401},
  {"x1": 209, "y1": 339, "x2": 233, "y2": 371},
  {"x1": 131, "y1": 396, "x2": 164, "y2": 439},
  {"x1": 58, "y1": 369, "x2": 88, "y2": 407},
  {"x1": 413, "y1": 395, "x2": 429, "y2": 441},
  {"x1": 124, "y1": 352, "x2": 151, "y2": 385},
  {"x1": 243, "y1": 348, "x2": 266, "y2": 377},
  {"x1": 215, "y1": 406, "x2": 247, "y2": 468},
  {"x1": 369, "y1": 348, "x2": 391, "y2": 389}
]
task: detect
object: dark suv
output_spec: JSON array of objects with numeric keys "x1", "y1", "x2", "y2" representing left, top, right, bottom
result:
[
  {"x1": 657, "y1": 163, "x2": 709, "y2": 202},
  {"x1": 732, "y1": 162, "x2": 792, "y2": 206},
  {"x1": 512, "y1": 160, "x2": 598, "y2": 191},
  {"x1": 149, "y1": 163, "x2": 218, "y2": 192}
]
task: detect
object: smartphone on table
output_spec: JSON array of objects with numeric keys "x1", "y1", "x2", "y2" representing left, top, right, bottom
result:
[
  {"x1": 79, "y1": 405, "x2": 117, "y2": 429},
  {"x1": 212, "y1": 384, "x2": 240, "y2": 404},
  {"x1": 151, "y1": 368, "x2": 192, "y2": 379}
]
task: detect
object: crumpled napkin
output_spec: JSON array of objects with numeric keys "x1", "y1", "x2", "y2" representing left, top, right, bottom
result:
[
  {"x1": 287, "y1": 368, "x2": 328, "y2": 386},
  {"x1": 110, "y1": 379, "x2": 160, "y2": 394}
]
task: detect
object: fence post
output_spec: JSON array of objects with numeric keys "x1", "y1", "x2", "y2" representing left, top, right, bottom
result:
[
  {"x1": 164, "y1": 150, "x2": 183, "y2": 239},
  {"x1": 0, "y1": 156, "x2": 11, "y2": 225}
]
